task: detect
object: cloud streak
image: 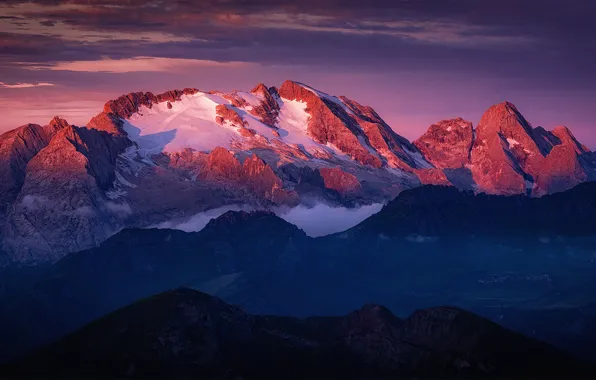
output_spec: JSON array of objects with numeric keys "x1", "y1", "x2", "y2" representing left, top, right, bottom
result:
[
  {"x1": 0, "y1": 81, "x2": 54, "y2": 88},
  {"x1": 232, "y1": 13, "x2": 533, "y2": 45},
  {"x1": 0, "y1": 2, "x2": 191, "y2": 44},
  {"x1": 21, "y1": 56, "x2": 255, "y2": 73}
]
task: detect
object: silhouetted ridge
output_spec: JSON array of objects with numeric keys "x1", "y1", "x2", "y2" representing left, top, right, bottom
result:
[
  {"x1": 202, "y1": 210, "x2": 306, "y2": 237},
  {"x1": 3, "y1": 288, "x2": 588, "y2": 379},
  {"x1": 352, "y1": 182, "x2": 596, "y2": 237}
]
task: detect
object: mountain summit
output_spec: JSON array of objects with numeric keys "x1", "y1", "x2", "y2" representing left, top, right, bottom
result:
[{"x1": 0, "y1": 81, "x2": 594, "y2": 263}]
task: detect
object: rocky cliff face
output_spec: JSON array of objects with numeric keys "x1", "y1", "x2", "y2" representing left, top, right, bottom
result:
[
  {"x1": 2, "y1": 124, "x2": 131, "y2": 263},
  {"x1": 0, "y1": 118, "x2": 67, "y2": 213},
  {"x1": 319, "y1": 167, "x2": 361, "y2": 194},
  {"x1": 278, "y1": 80, "x2": 384, "y2": 168},
  {"x1": 414, "y1": 117, "x2": 474, "y2": 169},
  {"x1": 417, "y1": 102, "x2": 596, "y2": 195},
  {"x1": 248, "y1": 83, "x2": 280, "y2": 126}
]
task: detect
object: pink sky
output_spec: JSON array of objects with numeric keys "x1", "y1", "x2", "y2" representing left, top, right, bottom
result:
[{"x1": 2, "y1": 64, "x2": 594, "y2": 148}]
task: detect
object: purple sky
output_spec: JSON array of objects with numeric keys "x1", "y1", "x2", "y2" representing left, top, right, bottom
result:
[{"x1": 1, "y1": 0, "x2": 595, "y2": 147}]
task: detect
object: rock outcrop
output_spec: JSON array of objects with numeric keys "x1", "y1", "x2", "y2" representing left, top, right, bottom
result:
[
  {"x1": 249, "y1": 83, "x2": 281, "y2": 126},
  {"x1": 414, "y1": 117, "x2": 474, "y2": 169},
  {"x1": 103, "y1": 88, "x2": 200, "y2": 119},
  {"x1": 215, "y1": 104, "x2": 246, "y2": 127},
  {"x1": 340, "y1": 96, "x2": 429, "y2": 170},
  {"x1": 278, "y1": 80, "x2": 383, "y2": 168},
  {"x1": 319, "y1": 167, "x2": 361, "y2": 194},
  {"x1": 0, "y1": 118, "x2": 68, "y2": 211},
  {"x1": 2, "y1": 124, "x2": 131, "y2": 263},
  {"x1": 415, "y1": 102, "x2": 596, "y2": 195},
  {"x1": 196, "y1": 148, "x2": 297, "y2": 204}
]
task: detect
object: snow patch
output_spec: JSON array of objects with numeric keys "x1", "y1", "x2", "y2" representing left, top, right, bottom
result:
[
  {"x1": 294, "y1": 82, "x2": 354, "y2": 115},
  {"x1": 106, "y1": 188, "x2": 127, "y2": 199},
  {"x1": 125, "y1": 92, "x2": 242, "y2": 154},
  {"x1": 507, "y1": 138, "x2": 520, "y2": 147},
  {"x1": 406, "y1": 149, "x2": 433, "y2": 169},
  {"x1": 236, "y1": 91, "x2": 260, "y2": 107},
  {"x1": 115, "y1": 171, "x2": 137, "y2": 188},
  {"x1": 276, "y1": 98, "x2": 339, "y2": 157},
  {"x1": 385, "y1": 166, "x2": 416, "y2": 179},
  {"x1": 357, "y1": 135, "x2": 381, "y2": 158}
]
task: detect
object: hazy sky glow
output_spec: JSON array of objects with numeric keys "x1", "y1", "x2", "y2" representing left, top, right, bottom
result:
[{"x1": 1, "y1": 0, "x2": 595, "y2": 146}]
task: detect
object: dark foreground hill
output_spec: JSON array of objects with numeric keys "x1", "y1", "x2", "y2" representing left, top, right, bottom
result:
[{"x1": 3, "y1": 288, "x2": 591, "y2": 379}]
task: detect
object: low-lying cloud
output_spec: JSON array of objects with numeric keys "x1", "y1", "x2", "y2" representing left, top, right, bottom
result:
[
  {"x1": 151, "y1": 203, "x2": 383, "y2": 237},
  {"x1": 153, "y1": 205, "x2": 251, "y2": 232},
  {"x1": 275, "y1": 203, "x2": 384, "y2": 237}
]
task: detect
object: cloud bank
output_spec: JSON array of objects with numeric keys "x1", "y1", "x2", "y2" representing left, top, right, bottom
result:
[
  {"x1": 150, "y1": 203, "x2": 383, "y2": 237},
  {"x1": 275, "y1": 203, "x2": 384, "y2": 237}
]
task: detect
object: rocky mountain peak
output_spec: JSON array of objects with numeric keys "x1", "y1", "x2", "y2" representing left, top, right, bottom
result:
[
  {"x1": 0, "y1": 119, "x2": 71, "y2": 212},
  {"x1": 551, "y1": 126, "x2": 590, "y2": 154},
  {"x1": 48, "y1": 116, "x2": 70, "y2": 129},
  {"x1": 469, "y1": 102, "x2": 548, "y2": 194},
  {"x1": 476, "y1": 101, "x2": 537, "y2": 148},
  {"x1": 202, "y1": 209, "x2": 302, "y2": 237},
  {"x1": 278, "y1": 80, "x2": 383, "y2": 168},
  {"x1": 248, "y1": 83, "x2": 280, "y2": 126},
  {"x1": 414, "y1": 117, "x2": 474, "y2": 169},
  {"x1": 342, "y1": 303, "x2": 403, "y2": 333},
  {"x1": 201, "y1": 147, "x2": 242, "y2": 180},
  {"x1": 250, "y1": 83, "x2": 269, "y2": 95}
]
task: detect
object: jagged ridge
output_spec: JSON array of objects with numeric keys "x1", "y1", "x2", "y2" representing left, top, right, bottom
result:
[{"x1": 0, "y1": 81, "x2": 594, "y2": 264}]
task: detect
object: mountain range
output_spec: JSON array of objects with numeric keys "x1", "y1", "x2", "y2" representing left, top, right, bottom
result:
[
  {"x1": 3, "y1": 288, "x2": 588, "y2": 379},
  {"x1": 3, "y1": 183, "x2": 596, "y2": 367},
  {"x1": 1, "y1": 80, "x2": 595, "y2": 264}
]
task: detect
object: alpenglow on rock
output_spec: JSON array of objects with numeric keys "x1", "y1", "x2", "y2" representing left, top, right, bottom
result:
[{"x1": 0, "y1": 81, "x2": 594, "y2": 264}]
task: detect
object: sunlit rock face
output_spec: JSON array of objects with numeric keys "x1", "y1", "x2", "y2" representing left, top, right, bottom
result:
[
  {"x1": 468, "y1": 102, "x2": 596, "y2": 195},
  {"x1": 414, "y1": 117, "x2": 474, "y2": 170},
  {"x1": 0, "y1": 81, "x2": 594, "y2": 263}
]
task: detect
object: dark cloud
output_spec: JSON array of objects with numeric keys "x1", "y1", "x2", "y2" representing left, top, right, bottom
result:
[{"x1": 1, "y1": 0, "x2": 593, "y2": 88}]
